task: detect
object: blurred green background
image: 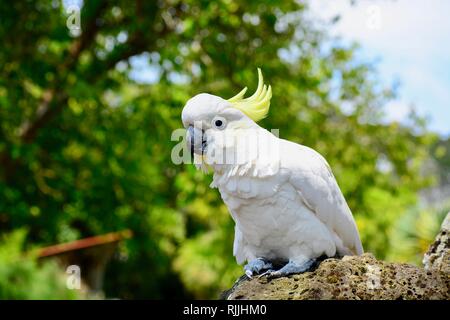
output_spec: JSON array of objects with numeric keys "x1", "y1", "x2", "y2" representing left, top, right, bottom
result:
[{"x1": 0, "y1": 0, "x2": 449, "y2": 299}]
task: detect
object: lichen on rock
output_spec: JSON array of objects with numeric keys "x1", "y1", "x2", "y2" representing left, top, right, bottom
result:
[
  {"x1": 222, "y1": 214, "x2": 450, "y2": 300},
  {"x1": 423, "y1": 212, "x2": 450, "y2": 274}
]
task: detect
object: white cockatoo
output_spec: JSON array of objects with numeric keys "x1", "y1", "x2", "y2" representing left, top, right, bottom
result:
[{"x1": 181, "y1": 69, "x2": 363, "y2": 278}]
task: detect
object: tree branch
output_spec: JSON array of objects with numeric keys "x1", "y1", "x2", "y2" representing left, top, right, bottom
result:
[{"x1": 19, "y1": 0, "x2": 108, "y2": 143}]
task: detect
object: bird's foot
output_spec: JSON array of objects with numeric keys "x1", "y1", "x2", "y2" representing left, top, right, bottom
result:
[
  {"x1": 258, "y1": 259, "x2": 316, "y2": 279},
  {"x1": 244, "y1": 258, "x2": 273, "y2": 278}
]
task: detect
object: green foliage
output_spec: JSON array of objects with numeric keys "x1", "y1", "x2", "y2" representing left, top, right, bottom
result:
[
  {"x1": 387, "y1": 202, "x2": 449, "y2": 265},
  {"x1": 0, "y1": 230, "x2": 80, "y2": 299},
  {"x1": 0, "y1": 0, "x2": 440, "y2": 298}
]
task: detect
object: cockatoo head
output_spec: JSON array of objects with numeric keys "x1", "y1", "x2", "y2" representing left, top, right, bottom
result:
[{"x1": 181, "y1": 69, "x2": 272, "y2": 161}]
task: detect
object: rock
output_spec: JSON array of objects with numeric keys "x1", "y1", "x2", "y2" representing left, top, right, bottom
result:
[
  {"x1": 423, "y1": 212, "x2": 450, "y2": 274},
  {"x1": 222, "y1": 215, "x2": 450, "y2": 300}
]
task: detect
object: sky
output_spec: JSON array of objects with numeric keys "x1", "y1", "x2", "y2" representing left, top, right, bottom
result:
[{"x1": 309, "y1": 0, "x2": 450, "y2": 137}]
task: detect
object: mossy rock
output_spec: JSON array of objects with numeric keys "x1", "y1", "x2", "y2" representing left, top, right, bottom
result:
[{"x1": 222, "y1": 213, "x2": 450, "y2": 300}]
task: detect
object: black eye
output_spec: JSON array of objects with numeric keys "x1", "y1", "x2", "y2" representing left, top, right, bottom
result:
[{"x1": 212, "y1": 116, "x2": 226, "y2": 129}]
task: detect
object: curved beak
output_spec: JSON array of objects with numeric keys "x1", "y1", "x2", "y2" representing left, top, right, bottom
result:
[{"x1": 187, "y1": 125, "x2": 206, "y2": 157}]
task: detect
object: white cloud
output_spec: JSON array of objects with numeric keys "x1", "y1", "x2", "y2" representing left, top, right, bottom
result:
[{"x1": 384, "y1": 100, "x2": 411, "y2": 122}]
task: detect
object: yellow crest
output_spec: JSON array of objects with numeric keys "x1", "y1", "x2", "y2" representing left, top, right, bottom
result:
[{"x1": 227, "y1": 68, "x2": 272, "y2": 122}]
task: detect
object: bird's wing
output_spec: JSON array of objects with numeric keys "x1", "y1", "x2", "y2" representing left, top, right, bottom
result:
[{"x1": 282, "y1": 141, "x2": 363, "y2": 255}]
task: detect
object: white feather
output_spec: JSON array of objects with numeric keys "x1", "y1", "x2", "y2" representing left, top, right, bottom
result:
[{"x1": 212, "y1": 130, "x2": 363, "y2": 265}]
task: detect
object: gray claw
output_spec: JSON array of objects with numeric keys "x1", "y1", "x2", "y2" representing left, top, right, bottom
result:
[
  {"x1": 257, "y1": 269, "x2": 275, "y2": 278},
  {"x1": 258, "y1": 259, "x2": 316, "y2": 279},
  {"x1": 244, "y1": 258, "x2": 273, "y2": 278}
]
